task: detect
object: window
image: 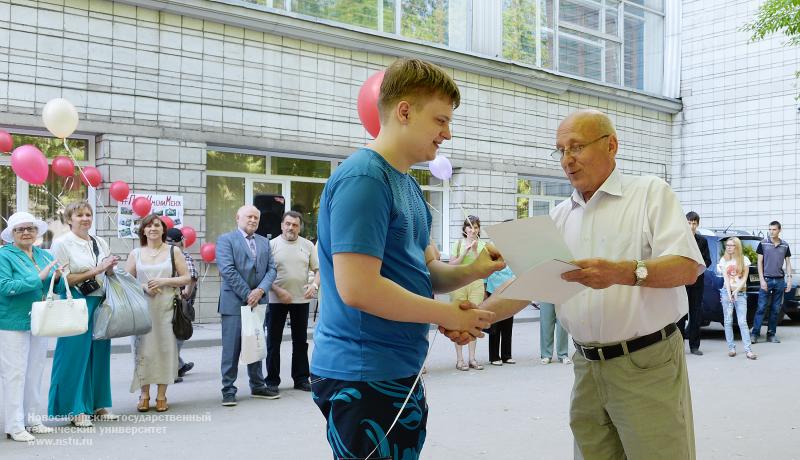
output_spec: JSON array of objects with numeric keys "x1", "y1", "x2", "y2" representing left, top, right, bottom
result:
[
  {"x1": 205, "y1": 150, "x2": 448, "y2": 250},
  {"x1": 0, "y1": 131, "x2": 92, "y2": 247},
  {"x1": 230, "y1": 0, "x2": 665, "y2": 92},
  {"x1": 516, "y1": 176, "x2": 572, "y2": 218}
]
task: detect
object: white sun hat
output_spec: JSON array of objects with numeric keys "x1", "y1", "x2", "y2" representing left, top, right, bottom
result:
[{"x1": 1, "y1": 211, "x2": 48, "y2": 243}]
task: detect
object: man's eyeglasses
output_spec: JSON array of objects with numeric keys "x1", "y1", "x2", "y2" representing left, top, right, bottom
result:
[
  {"x1": 13, "y1": 226, "x2": 37, "y2": 234},
  {"x1": 551, "y1": 134, "x2": 611, "y2": 161}
]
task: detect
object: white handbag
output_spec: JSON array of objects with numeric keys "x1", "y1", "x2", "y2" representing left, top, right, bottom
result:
[{"x1": 31, "y1": 272, "x2": 89, "y2": 337}]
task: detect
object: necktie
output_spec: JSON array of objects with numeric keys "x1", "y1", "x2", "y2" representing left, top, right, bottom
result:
[{"x1": 246, "y1": 235, "x2": 256, "y2": 258}]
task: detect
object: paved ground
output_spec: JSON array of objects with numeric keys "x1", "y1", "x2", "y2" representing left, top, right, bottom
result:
[{"x1": 3, "y1": 308, "x2": 800, "y2": 459}]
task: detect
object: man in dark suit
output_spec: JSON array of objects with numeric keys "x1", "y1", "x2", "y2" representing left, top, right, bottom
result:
[
  {"x1": 681, "y1": 211, "x2": 712, "y2": 355},
  {"x1": 216, "y1": 205, "x2": 278, "y2": 406}
]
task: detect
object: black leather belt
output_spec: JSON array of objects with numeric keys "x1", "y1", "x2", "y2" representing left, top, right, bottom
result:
[{"x1": 573, "y1": 323, "x2": 677, "y2": 362}]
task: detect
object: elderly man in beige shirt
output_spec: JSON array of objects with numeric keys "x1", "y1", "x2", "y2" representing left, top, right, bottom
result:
[{"x1": 467, "y1": 109, "x2": 705, "y2": 459}]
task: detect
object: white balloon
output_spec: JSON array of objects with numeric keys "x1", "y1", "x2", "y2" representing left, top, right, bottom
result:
[{"x1": 42, "y1": 98, "x2": 79, "y2": 138}]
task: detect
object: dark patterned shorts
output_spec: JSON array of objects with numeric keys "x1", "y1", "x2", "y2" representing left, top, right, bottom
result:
[{"x1": 311, "y1": 374, "x2": 428, "y2": 460}]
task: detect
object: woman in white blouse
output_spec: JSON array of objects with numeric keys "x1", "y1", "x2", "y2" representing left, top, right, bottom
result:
[
  {"x1": 717, "y1": 237, "x2": 757, "y2": 360},
  {"x1": 49, "y1": 200, "x2": 120, "y2": 427}
]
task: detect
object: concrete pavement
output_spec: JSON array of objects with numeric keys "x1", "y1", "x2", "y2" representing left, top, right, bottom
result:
[{"x1": 4, "y1": 309, "x2": 800, "y2": 459}]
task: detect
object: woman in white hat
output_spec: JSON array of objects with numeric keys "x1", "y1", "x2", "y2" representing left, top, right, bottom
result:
[{"x1": 0, "y1": 212, "x2": 62, "y2": 442}]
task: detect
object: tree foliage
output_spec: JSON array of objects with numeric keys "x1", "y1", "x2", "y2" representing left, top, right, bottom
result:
[
  {"x1": 502, "y1": 0, "x2": 539, "y2": 65},
  {"x1": 743, "y1": 0, "x2": 800, "y2": 45}
]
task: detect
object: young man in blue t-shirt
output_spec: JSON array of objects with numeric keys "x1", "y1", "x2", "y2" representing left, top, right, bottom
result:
[{"x1": 311, "y1": 58, "x2": 504, "y2": 460}]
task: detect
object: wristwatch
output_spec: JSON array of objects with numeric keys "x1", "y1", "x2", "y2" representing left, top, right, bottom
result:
[{"x1": 634, "y1": 260, "x2": 648, "y2": 286}]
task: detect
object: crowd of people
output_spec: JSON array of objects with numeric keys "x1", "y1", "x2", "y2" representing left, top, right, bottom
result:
[{"x1": 0, "y1": 57, "x2": 795, "y2": 460}]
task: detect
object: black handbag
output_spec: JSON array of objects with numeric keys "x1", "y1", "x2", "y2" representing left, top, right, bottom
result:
[{"x1": 169, "y1": 245, "x2": 194, "y2": 341}]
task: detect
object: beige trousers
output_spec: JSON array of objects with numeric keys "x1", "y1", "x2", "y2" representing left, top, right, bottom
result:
[{"x1": 570, "y1": 330, "x2": 695, "y2": 460}]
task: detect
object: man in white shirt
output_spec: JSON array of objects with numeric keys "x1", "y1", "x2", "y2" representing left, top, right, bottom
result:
[
  {"x1": 266, "y1": 211, "x2": 319, "y2": 393},
  {"x1": 550, "y1": 110, "x2": 705, "y2": 459}
]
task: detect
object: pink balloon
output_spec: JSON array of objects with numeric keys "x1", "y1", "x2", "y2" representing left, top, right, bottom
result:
[
  {"x1": 52, "y1": 155, "x2": 75, "y2": 178},
  {"x1": 0, "y1": 130, "x2": 12, "y2": 152},
  {"x1": 11, "y1": 145, "x2": 48, "y2": 185},
  {"x1": 160, "y1": 216, "x2": 174, "y2": 229},
  {"x1": 181, "y1": 226, "x2": 197, "y2": 248},
  {"x1": 109, "y1": 181, "x2": 130, "y2": 202},
  {"x1": 200, "y1": 243, "x2": 216, "y2": 263},
  {"x1": 357, "y1": 70, "x2": 385, "y2": 138},
  {"x1": 429, "y1": 155, "x2": 453, "y2": 181},
  {"x1": 79, "y1": 166, "x2": 101, "y2": 188},
  {"x1": 132, "y1": 196, "x2": 152, "y2": 217}
]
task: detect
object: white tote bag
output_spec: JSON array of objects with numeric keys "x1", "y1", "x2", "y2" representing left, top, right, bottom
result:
[
  {"x1": 240, "y1": 305, "x2": 267, "y2": 364},
  {"x1": 31, "y1": 273, "x2": 88, "y2": 337}
]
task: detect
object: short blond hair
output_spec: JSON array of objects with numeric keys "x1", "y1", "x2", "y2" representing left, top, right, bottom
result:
[
  {"x1": 378, "y1": 59, "x2": 460, "y2": 123},
  {"x1": 63, "y1": 200, "x2": 93, "y2": 226}
]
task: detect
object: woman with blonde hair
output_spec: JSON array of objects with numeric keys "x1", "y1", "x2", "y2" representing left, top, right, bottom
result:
[
  {"x1": 125, "y1": 214, "x2": 190, "y2": 412},
  {"x1": 49, "y1": 200, "x2": 119, "y2": 427},
  {"x1": 717, "y1": 237, "x2": 757, "y2": 360}
]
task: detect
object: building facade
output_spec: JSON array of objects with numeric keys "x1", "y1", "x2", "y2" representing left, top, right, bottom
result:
[
  {"x1": 672, "y1": 0, "x2": 800, "y2": 245},
  {"x1": 2, "y1": 0, "x2": 686, "y2": 321}
]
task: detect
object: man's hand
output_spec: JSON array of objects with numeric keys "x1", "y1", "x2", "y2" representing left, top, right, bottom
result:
[
  {"x1": 274, "y1": 286, "x2": 293, "y2": 304},
  {"x1": 469, "y1": 243, "x2": 507, "y2": 279},
  {"x1": 760, "y1": 279, "x2": 767, "y2": 291},
  {"x1": 438, "y1": 300, "x2": 478, "y2": 346},
  {"x1": 785, "y1": 279, "x2": 792, "y2": 293},
  {"x1": 438, "y1": 300, "x2": 495, "y2": 340},
  {"x1": 562, "y1": 258, "x2": 630, "y2": 289},
  {"x1": 247, "y1": 288, "x2": 264, "y2": 307},
  {"x1": 302, "y1": 283, "x2": 318, "y2": 299}
]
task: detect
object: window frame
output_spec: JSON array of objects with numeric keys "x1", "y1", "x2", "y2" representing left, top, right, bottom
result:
[
  {"x1": 0, "y1": 128, "x2": 97, "y2": 234},
  {"x1": 516, "y1": 175, "x2": 572, "y2": 218},
  {"x1": 205, "y1": 148, "x2": 450, "y2": 248}
]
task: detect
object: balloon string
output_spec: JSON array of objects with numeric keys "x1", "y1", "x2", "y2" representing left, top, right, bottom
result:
[
  {"x1": 200, "y1": 264, "x2": 210, "y2": 283},
  {"x1": 37, "y1": 185, "x2": 67, "y2": 210},
  {"x1": 446, "y1": 176, "x2": 480, "y2": 239},
  {"x1": 364, "y1": 328, "x2": 438, "y2": 460},
  {"x1": 61, "y1": 138, "x2": 134, "y2": 251}
]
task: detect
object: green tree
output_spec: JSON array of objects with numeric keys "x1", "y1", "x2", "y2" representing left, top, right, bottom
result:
[
  {"x1": 295, "y1": 0, "x2": 395, "y2": 32},
  {"x1": 401, "y1": 0, "x2": 448, "y2": 44},
  {"x1": 502, "y1": 0, "x2": 538, "y2": 65},
  {"x1": 743, "y1": 0, "x2": 800, "y2": 97},
  {"x1": 743, "y1": 0, "x2": 800, "y2": 45}
]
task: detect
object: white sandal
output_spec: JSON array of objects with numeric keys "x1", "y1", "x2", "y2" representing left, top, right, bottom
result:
[{"x1": 6, "y1": 430, "x2": 35, "y2": 442}]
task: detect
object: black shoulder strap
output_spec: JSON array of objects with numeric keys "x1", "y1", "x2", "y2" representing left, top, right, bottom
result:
[
  {"x1": 89, "y1": 236, "x2": 100, "y2": 264},
  {"x1": 169, "y1": 244, "x2": 176, "y2": 277}
]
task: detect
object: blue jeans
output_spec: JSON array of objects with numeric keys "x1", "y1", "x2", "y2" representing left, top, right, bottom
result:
[
  {"x1": 752, "y1": 277, "x2": 786, "y2": 338},
  {"x1": 539, "y1": 303, "x2": 568, "y2": 360},
  {"x1": 720, "y1": 289, "x2": 752, "y2": 353}
]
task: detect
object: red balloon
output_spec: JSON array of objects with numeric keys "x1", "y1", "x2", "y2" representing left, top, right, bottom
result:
[
  {"x1": 132, "y1": 196, "x2": 152, "y2": 217},
  {"x1": 79, "y1": 166, "x2": 101, "y2": 188},
  {"x1": 181, "y1": 226, "x2": 197, "y2": 248},
  {"x1": 160, "y1": 216, "x2": 174, "y2": 229},
  {"x1": 357, "y1": 70, "x2": 385, "y2": 138},
  {"x1": 0, "y1": 130, "x2": 12, "y2": 152},
  {"x1": 11, "y1": 145, "x2": 48, "y2": 185},
  {"x1": 52, "y1": 155, "x2": 75, "y2": 178},
  {"x1": 109, "y1": 181, "x2": 130, "y2": 202},
  {"x1": 200, "y1": 242, "x2": 216, "y2": 263}
]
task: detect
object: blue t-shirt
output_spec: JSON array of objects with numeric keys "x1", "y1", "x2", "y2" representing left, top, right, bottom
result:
[
  {"x1": 486, "y1": 266, "x2": 515, "y2": 294},
  {"x1": 311, "y1": 148, "x2": 433, "y2": 381}
]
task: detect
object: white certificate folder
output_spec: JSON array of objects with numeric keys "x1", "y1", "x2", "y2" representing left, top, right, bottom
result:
[{"x1": 484, "y1": 216, "x2": 587, "y2": 304}]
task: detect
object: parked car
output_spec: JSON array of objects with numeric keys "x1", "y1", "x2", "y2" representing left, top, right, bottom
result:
[{"x1": 697, "y1": 228, "x2": 800, "y2": 326}]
